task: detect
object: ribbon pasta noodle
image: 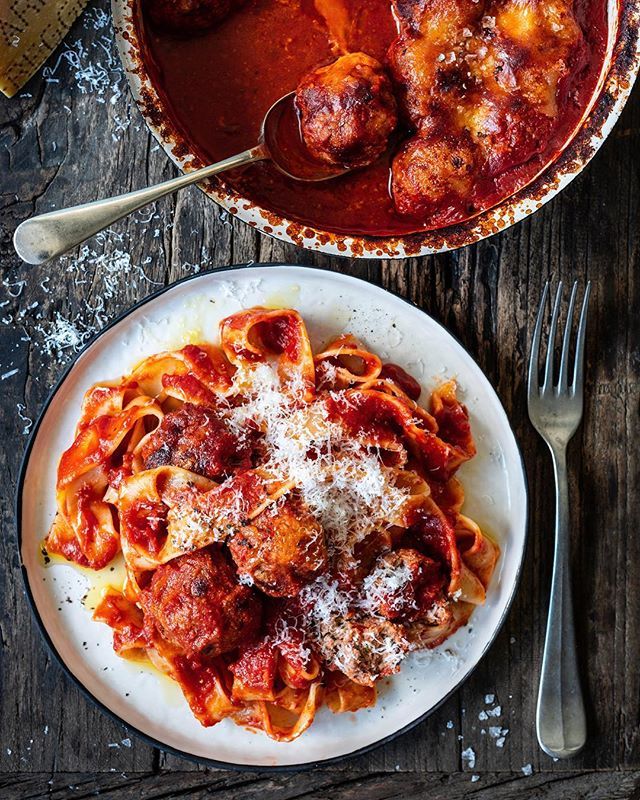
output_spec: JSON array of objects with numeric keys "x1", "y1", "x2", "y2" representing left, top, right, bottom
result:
[{"x1": 44, "y1": 307, "x2": 499, "y2": 741}]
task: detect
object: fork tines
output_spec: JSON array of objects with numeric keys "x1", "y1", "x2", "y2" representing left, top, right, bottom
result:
[{"x1": 528, "y1": 281, "x2": 591, "y2": 400}]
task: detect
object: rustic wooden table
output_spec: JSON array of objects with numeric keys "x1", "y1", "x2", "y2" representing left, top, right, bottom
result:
[{"x1": 1, "y1": 2, "x2": 638, "y2": 797}]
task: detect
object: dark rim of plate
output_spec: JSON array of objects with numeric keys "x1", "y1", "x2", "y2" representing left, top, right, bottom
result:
[{"x1": 15, "y1": 262, "x2": 530, "y2": 772}]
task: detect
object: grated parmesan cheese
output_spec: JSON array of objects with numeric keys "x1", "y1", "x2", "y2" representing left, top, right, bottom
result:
[
  {"x1": 16, "y1": 404, "x2": 33, "y2": 435},
  {"x1": 271, "y1": 617, "x2": 312, "y2": 666},
  {"x1": 461, "y1": 746, "x2": 476, "y2": 768},
  {"x1": 226, "y1": 363, "x2": 410, "y2": 558},
  {"x1": 360, "y1": 559, "x2": 414, "y2": 615},
  {"x1": 218, "y1": 361, "x2": 420, "y2": 679}
]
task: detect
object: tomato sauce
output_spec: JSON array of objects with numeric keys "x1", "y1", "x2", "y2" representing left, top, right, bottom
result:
[
  {"x1": 136, "y1": 0, "x2": 608, "y2": 236},
  {"x1": 380, "y1": 362, "x2": 421, "y2": 400},
  {"x1": 172, "y1": 654, "x2": 226, "y2": 717},
  {"x1": 181, "y1": 344, "x2": 231, "y2": 389},
  {"x1": 162, "y1": 372, "x2": 218, "y2": 405},
  {"x1": 255, "y1": 316, "x2": 301, "y2": 359},
  {"x1": 123, "y1": 499, "x2": 168, "y2": 555},
  {"x1": 135, "y1": 0, "x2": 608, "y2": 236},
  {"x1": 432, "y1": 398, "x2": 472, "y2": 450},
  {"x1": 230, "y1": 639, "x2": 278, "y2": 690},
  {"x1": 409, "y1": 508, "x2": 457, "y2": 576}
]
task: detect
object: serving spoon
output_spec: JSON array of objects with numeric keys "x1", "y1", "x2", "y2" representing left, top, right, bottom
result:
[{"x1": 13, "y1": 92, "x2": 348, "y2": 266}]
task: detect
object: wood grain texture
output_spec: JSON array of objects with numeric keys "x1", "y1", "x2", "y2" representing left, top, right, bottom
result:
[
  {"x1": 0, "y1": 0, "x2": 638, "y2": 795},
  {"x1": 3, "y1": 770, "x2": 640, "y2": 800}
]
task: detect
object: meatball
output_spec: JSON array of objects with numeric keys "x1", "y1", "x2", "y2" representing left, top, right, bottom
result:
[
  {"x1": 391, "y1": 134, "x2": 476, "y2": 217},
  {"x1": 140, "y1": 403, "x2": 253, "y2": 480},
  {"x1": 295, "y1": 52, "x2": 398, "y2": 169},
  {"x1": 141, "y1": 547, "x2": 261, "y2": 656},
  {"x1": 228, "y1": 496, "x2": 327, "y2": 597},
  {"x1": 363, "y1": 548, "x2": 447, "y2": 621},
  {"x1": 388, "y1": 0, "x2": 484, "y2": 128},
  {"x1": 145, "y1": 0, "x2": 238, "y2": 32},
  {"x1": 315, "y1": 617, "x2": 410, "y2": 686}
]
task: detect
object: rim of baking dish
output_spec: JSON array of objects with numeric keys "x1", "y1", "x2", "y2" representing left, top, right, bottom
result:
[{"x1": 111, "y1": 0, "x2": 640, "y2": 259}]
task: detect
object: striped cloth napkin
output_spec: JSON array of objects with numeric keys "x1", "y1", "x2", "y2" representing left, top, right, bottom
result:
[{"x1": 0, "y1": 0, "x2": 88, "y2": 97}]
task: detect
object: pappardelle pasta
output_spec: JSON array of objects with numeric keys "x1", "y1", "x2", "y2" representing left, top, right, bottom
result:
[{"x1": 44, "y1": 307, "x2": 499, "y2": 741}]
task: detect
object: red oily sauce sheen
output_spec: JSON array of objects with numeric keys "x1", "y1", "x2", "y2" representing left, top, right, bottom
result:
[
  {"x1": 136, "y1": 0, "x2": 608, "y2": 237},
  {"x1": 380, "y1": 362, "x2": 421, "y2": 400},
  {"x1": 256, "y1": 316, "x2": 301, "y2": 359}
]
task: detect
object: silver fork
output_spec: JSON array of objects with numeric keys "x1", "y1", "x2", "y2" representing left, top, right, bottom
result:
[{"x1": 527, "y1": 280, "x2": 591, "y2": 759}]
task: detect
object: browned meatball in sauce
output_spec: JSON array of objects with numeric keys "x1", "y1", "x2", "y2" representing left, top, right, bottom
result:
[
  {"x1": 364, "y1": 548, "x2": 448, "y2": 622},
  {"x1": 295, "y1": 52, "x2": 398, "y2": 169},
  {"x1": 228, "y1": 495, "x2": 327, "y2": 597},
  {"x1": 140, "y1": 403, "x2": 253, "y2": 480},
  {"x1": 315, "y1": 617, "x2": 410, "y2": 686},
  {"x1": 391, "y1": 134, "x2": 476, "y2": 217},
  {"x1": 141, "y1": 547, "x2": 261, "y2": 656},
  {"x1": 145, "y1": 0, "x2": 239, "y2": 32}
]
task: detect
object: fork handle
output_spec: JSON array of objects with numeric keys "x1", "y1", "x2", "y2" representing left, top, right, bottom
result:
[{"x1": 536, "y1": 446, "x2": 587, "y2": 758}]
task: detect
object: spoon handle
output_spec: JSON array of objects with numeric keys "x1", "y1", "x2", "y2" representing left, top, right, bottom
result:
[{"x1": 13, "y1": 146, "x2": 265, "y2": 265}]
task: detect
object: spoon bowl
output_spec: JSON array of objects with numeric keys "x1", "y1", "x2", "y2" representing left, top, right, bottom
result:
[{"x1": 261, "y1": 92, "x2": 348, "y2": 182}]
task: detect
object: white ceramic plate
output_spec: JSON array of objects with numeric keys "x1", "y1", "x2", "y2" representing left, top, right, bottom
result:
[{"x1": 18, "y1": 264, "x2": 528, "y2": 769}]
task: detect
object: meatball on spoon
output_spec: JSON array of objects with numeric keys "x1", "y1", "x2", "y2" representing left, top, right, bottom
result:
[{"x1": 15, "y1": 55, "x2": 396, "y2": 266}]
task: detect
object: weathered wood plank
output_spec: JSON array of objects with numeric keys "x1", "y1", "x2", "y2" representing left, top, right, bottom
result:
[
  {"x1": 0, "y1": 1, "x2": 178, "y2": 775},
  {"x1": 0, "y1": 0, "x2": 638, "y2": 784},
  {"x1": 1, "y1": 770, "x2": 640, "y2": 800}
]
